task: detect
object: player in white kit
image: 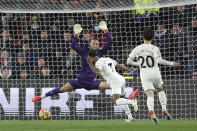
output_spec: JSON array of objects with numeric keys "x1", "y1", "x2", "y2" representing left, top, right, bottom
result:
[
  {"x1": 87, "y1": 50, "x2": 139, "y2": 122},
  {"x1": 127, "y1": 28, "x2": 180, "y2": 124}
]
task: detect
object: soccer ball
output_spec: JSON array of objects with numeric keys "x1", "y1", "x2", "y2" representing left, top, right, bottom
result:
[{"x1": 39, "y1": 108, "x2": 51, "y2": 120}]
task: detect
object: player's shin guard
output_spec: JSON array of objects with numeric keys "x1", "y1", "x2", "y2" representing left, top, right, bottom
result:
[
  {"x1": 158, "y1": 91, "x2": 167, "y2": 111},
  {"x1": 44, "y1": 88, "x2": 61, "y2": 98},
  {"x1": 147, "y1": 97, "x2": 154, "y2": 111}
]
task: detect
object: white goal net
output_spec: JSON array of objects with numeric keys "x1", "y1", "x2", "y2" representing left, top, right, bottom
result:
[{"x1": 0, "y1": 0, "x2": 197, "y2": 120}]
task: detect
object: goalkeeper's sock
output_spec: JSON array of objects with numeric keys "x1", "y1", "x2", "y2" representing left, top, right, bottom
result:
[
  {"x1": 158, "y1": 91, "x2": 167, "y2": 111},
  {"x1": 116, "y1": 98, "x2": 134, "y2": 105},
  {"x1": 43, "y1": 88, "x2": 61, "y2": 98},
  {"x1": 147, "y1": 97, "x2": 154, "y2": 111},
  {"x1": 123, "y1": 105, "x2": 133, "y2": 120}
]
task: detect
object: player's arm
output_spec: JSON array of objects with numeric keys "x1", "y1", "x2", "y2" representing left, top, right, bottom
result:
[
  {"x1": 154, "y1": 47, "x2": 180, "y2": 67},
  {"x1": 116, "y1": 64, "x2": 135, "y2": 72},
  {"x1": 70, "y1": 24, "x2": 84, "y2": 55},
  {"x1": 86, "y1": 56, "x2": 100, "y2": 75},
  {"x1": 126, "y1": 47, "x2": 139, "y2": 67},
  {"x1": 99, "y1": 21, "x2": 112, "y2": 54}
]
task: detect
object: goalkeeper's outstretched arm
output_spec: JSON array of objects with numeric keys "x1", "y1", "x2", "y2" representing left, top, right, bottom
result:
[
  {"x1": 70, "y1": 24, "x2": 84, "y2": 55},
  {"x1": 99, "y1": 21, "x2": 113, "y2": 54}
]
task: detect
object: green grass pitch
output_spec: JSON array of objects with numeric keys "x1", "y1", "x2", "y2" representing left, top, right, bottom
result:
[{"x1": 0, "y1": 120, "x2": 196, "y2": 131}]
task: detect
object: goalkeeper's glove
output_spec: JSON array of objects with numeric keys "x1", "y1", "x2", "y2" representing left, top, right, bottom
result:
[
  {"x1": 99, "y1": 21, "x2": 108, "y2": 32},
  {"x1": 74, "y1": 24, "x2": 82, "y2": 35}
]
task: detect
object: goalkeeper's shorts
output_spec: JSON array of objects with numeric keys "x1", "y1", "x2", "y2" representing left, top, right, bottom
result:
[{"x1": 69, "y1": 78, "x2": 100, "y2": 90}]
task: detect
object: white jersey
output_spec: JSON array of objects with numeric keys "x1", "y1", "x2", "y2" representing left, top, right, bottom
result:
[
  {"x1": 127, "y1": 44, "x2": 174, "y2": 79},
  {"x1": 95, "y1": 57, "x2": 123, "y2": 84}
]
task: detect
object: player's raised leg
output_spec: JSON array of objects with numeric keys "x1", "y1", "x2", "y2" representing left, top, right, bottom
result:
[
  {"x1": 157, "y1": 87, "x2": 171, "y2": 120},
  {"x1": 111, "y1": 80, "x2": 138, "y2": 122},
  {"x1": 100, "y1": 81, "x2": 139, "y2": 121},
  {"x1": 100, "y1": 81, "x2": 139, "y2": 100},
  {"x1": 112, "y1": 94, "x2": 138, "y2": 122},
  {"x1": 32, "y1": 83, "x2": 74, "y2": 102}
]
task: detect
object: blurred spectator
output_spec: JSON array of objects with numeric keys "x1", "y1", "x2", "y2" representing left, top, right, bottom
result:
[
  {"x1": 0, "y1": 28, "x2": 13, "y2": 49},
  {"x1": 50, "y1": 48, "x2": 80, "y2": 79},
  {"x1": 22, "y1": 32, "x2": 30, "y2": 40},
  {"x1": 12, "y1": 34, "x2": 23, "y2": 53},
  {"x1": 40, "y1": 66, "x2": 53, "y2": 79},
  {"x1": 21, "y1": 42, "x2": 38, "y2": 68},
  {"x1": 170, "y1": 23, "x2": 188, "y2": 57},
  {"x1": 60, "y1": 30, "x2": 72, "y2": 48},
  {"x1": 173, "y1": 5, "x2": 189, "y2": 27},
  {"x1": 187, "y1": 17, "x2": 197, "y2": 74},
  {"x1": 81, "y1": 12, "x2": 93, "y2": 29},
  {"x1": 64, "y1": 31, "x2": 72, "y2": 43},
  {"x1": 31, "y1": 20, "x2": 40, "y2": 31},
  {"x1": 0, "y1": 66, "x2": 12, "y2": 79},
  {"x1": 15, "y1": 13, "x2": 31, "y2": 35},
  {"x1": 12, "y1": 52, "x2": 30, "y2": 78},
  {"x1": 36, "y1": 29, "x2": 52, "y2": 57},
  {"x1": 0, "y1": 29, "x2": 10, "y2": 45},
  {"x1": 153, "y1": 24, "x2": 175, "y2": 75},
  {"x1": 32, "y1": 57, "x2": 46, "y2": 78},
  {"x1": 41, "y1": 30, "x2": 48, "y2": 40},
  {"x1": 1, "y1": 13, "x2": 16, "y2": 31},
  {"x1": 0, "y1": 49, "x2": 12, "y2": 67},
  {"x1": 170, "y1": 23, "x2": 189, "y2": 74},
  {"x1": 2, "y1": 13, "x2": 13, "y2": 27},
  {"x1": 67, "y1": 18, "x2": 75, "y2": 31},
  {"x1": 56, "y1": 30, "x2": 71, "y2": 52},
  {"x1": 153, "y1": 23, "x2": 172, "y2": 60},
  {"x1": 62, "y1": 48, "x2": 80, "y2": 79},
  {"x1": 50, "y1": 48, "x2": 65, "y2": 78},
  {"x1": 19, "y1": 68, "x2": 30, "y2": 79},
  {"x1": 100, "y1": 12, "x2": 111, "y2": 24},
  {"x1": 40, "y1": 13, "x2": 50, "y2": 26},
  {"x1": 188, "y1": 4, "x2": 197, "y2": 21},
  {"x1": 16, "y1": 53, "x2": 28, "y2": 66}
]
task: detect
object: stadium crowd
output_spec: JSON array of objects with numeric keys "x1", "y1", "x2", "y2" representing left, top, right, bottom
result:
[{"x1": 0, "y1": 3, "x2": 197, "y2": 79}]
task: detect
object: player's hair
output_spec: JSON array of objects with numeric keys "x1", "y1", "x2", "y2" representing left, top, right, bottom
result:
[
  {"x1": 64, "y1": 30, "x2": 72, "y2": 34},
  {"x1": 88, "y1": 49, "x2": 97, "y2": 57},
  {"x1": 91, "y1": 38, "x2": 99, "y2": 41},
  {"x1": 142, "y1": 28, "x2": 154, "y2": 41}
]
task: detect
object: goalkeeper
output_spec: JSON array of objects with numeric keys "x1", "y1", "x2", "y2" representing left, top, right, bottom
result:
[{"x1": 32, "y1": 21, "x2": 138, "y2": 102}]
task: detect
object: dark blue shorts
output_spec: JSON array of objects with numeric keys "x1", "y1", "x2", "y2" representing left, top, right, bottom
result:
[{"x1": 69, "y1": 79, "x2": 100, "y2": 90}]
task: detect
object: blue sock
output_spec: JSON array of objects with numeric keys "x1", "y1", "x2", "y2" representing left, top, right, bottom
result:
[{"x1": 45, "y1": 88, "x2": 61, "y2": 97}]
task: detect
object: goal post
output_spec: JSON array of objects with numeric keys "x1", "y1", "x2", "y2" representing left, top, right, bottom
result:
[
  {"x1": 0, "y1": 0, "x2": 197, "y2": 120},
  {"x1": 0, "y1": 0, "x2": 197, "y2": 13}
]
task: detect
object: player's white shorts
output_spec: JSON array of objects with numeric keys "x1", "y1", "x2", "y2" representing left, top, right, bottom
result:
[
  {"x1": 141, "y1": 73, "x2": 163, "y2": 92},
  {"x1": 109, "y1": 76, "x2": 125, "y2": 96}
]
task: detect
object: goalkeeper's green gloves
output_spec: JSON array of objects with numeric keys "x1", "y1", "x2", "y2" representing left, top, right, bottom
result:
[
  {"x1": 74, "y1": 24, "x2": 82, "y2": 35},
  {"x1": 99, "y1": 21, "x2": 108, "y2": 32}
]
